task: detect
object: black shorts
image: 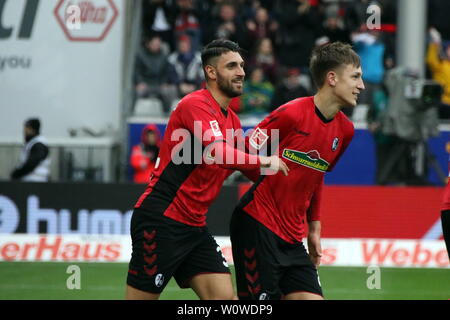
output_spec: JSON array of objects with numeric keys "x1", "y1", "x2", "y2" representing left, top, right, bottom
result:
[
  {"x1": 127, "y1": 208, "x2": 230, "y2": 294},
  {"x1": 230, "y1": 208, "x2": 323, "y2": 300}
]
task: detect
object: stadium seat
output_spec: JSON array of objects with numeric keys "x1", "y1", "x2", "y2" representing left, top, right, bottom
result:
[{"x1": 134, "y1": 98, "x2": 164, "y2": 117}]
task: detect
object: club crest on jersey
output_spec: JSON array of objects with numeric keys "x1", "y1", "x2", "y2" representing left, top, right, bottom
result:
[
  {"x1": 259, "y1": 292, "x2": 269, "y2": 300},
  {"x1": 155, "y1": 273, "x2": 165, "y2": 287},
  {"x1": 249, "y1": 127, "x2": 269, "y2": 150},
  {"x1": 209, "y1": 120, "x2": 222, "y2": 137},
  {"x1": 332, "y1": 137, "x2": 339, "y2": 151},
  {"x1": 282, "y1": 149, "x2": 329, "y2": 172}
]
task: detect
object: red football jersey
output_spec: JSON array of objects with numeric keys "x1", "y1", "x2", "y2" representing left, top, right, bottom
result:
[
  {"x1": 135, "y1": 89, "x2": 259, "y2": 227},
  {"x1": 240, "y1": 96, "x2": 355, "y2": 243},
  {"x1": 441, "y1": 157, "x2": 450, "y2": 211}
]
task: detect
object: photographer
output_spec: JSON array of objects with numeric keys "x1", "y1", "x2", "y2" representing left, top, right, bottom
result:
[{"x1": 379, "y1": 66, "x2": 440, "y2": 185}]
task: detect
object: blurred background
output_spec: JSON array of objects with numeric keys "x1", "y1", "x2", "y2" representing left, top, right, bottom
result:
[{"x1": 0, "y1": 0, "x2": 449, "y2": 300}]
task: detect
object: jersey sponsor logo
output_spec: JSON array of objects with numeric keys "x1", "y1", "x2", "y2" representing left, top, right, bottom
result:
[
  {"x1": 282, "y1": 149, "x2": 329, "y2": 172},
  {"x1": 249, "y1": 128, "x2": 269, "y2": 150},
  {"x1": 332, "y1": 137, "x2": 339, "y2": 151},
  {"x1": 209, "y1": 120, "x2": 222, "y2": 137}
]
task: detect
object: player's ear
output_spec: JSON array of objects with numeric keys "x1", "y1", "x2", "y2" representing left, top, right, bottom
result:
[
  {"x1": 205, "y1": 65, "x2": 217, "y2": 80},
  {"x1": 327, "y1": 71, "x2": 337, "y2": 87}
]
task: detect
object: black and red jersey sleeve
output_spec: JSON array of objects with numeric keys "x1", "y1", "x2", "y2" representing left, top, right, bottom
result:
[
  {"x1": 231, "y1": 115, "x2": 262, "y2": 182},
  {"x1": 177, "y1": 96, "x2": 261, "y2": 171},
  {"x1": 178, "y1": 96, "x2": 226, "y2": 147}
]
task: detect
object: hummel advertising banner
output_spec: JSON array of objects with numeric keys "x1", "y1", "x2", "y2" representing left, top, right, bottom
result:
[
  {"x1": 0, "y1": 0, "x2": 124, "y2": 138},
  {"x1": 0, "y1": 181, "x2": 238, "y2": 236}
]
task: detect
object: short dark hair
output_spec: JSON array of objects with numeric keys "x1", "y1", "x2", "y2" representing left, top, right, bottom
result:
[
  {"x1": 25, "y1": 118, "x2": 40, "y2": 134},
  {"x1": 201, "y1": 39, "x2": 242, "y2": 69},
  {"x1": 309, "y1": 42, "x2": 361, "y2": 89}
]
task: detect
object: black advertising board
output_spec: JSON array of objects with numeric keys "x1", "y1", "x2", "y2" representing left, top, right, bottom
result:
[{"x1": 0, "y1": 182, "x2": 237, "y2": 235}]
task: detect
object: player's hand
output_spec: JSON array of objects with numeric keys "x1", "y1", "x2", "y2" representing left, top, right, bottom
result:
[
  {"x1": 307, "y1": 233, "x2": 322, "y2": 268},
  {"x1": 260, "y1": 155, "x2": 289, "y2": 176}
]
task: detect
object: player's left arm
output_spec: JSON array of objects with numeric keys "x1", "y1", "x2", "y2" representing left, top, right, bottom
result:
[{"x1": 306, "y1": 122, "x2": 355, "y2": 266}]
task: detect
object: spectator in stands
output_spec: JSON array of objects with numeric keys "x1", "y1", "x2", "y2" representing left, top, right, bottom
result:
[
  {"x1": 142, "y1": 0, "x2": 175, "y2": 50},
  {"x1": 343, "y1": 0, "x2": 370, "y2": 33},
  {"x1": 321, "y1": 14, "x2": 351, "y2": 45},
  {"x1": 271, "y1": 67, "x2": 309, "y2": 112},
  {"x1": 245, "y1": 6, "x2": 278, "y2": 50},
  {"x1": 247, "y1": 37, "x2": 279, "y2": 85},
  {"x1": 274, "y1": 0, "x2": 322, "y2": 70},
  {"x1": 207, "y1": 2, "x2": 248, "y2": 50},
  {"x1": 241, "y1": 0, "x2": 274, "y2": 17},
  {"x1": 135, "y1": 35, "x2": 178, "y2": 114},
  {"x1": 130, "y1": 124, "x2": 161, "y2": 184},
  {"x1": 428, "y1": 0, "x2": 450, "y2": 40},
  {"x1": 352, "y1": 29, "x2": 386, "y2": 117},
  {"x1": 241, "y1": 66, "x2": 274, "y2": 115},
  {"x1": 11, "y1": 118, "x2": 50, "y2": 182},
  {"x1": 173, "y1": 0, "x2": 202, "y2": 52},
  {"x1": 167, "y1": 34, "x2": 204, "y2": 100},
  {"x1": 426, "y1": 28, "x2": 450, "y2": 119}
]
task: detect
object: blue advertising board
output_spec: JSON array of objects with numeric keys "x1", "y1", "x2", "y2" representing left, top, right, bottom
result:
[{"x1": 128, "y1": 119, "x2": 449, "y2": 186}]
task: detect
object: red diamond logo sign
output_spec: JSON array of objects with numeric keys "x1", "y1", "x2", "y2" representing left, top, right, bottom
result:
[{"x1": 54, "y1": 0, "x2": 119, "y2": 42}]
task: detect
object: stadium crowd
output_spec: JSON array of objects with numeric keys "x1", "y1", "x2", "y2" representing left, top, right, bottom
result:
[
  {"x1": 134, "y1": 0, "x2": 398, "y2": 116},
  {"x1": 132, "y1": 0, "x2": 450, "y2": 186}
]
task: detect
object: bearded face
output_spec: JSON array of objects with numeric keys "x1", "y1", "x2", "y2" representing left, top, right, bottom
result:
[{"x1": 216, "y1": 69, "x2": 244, "y2": 98}]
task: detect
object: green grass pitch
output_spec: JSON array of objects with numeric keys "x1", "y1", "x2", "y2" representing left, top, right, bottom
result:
[{"x1": 0, "y1": 262, "x2": 448, "y2": 300}]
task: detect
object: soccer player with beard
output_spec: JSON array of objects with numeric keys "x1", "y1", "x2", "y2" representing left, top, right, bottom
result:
[
  {"x1": 126, "y1": 39, "x2": 289, "y2": 300},
  {"x1": 230, "y1": 42, "x2": 365, "y2": 300}
]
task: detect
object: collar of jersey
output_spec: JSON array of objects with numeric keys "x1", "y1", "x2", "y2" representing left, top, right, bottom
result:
[
  {"x1": 314, "y1": 105, "x2": 334, "y2": 124},
  {"x1": 204, "y1": 89, "x2": 229, "y2": 118}
]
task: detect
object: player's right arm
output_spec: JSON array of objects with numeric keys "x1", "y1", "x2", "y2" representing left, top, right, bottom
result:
[{"x1": 177, "y1": 97, "x2": 288, "y2": 175}]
